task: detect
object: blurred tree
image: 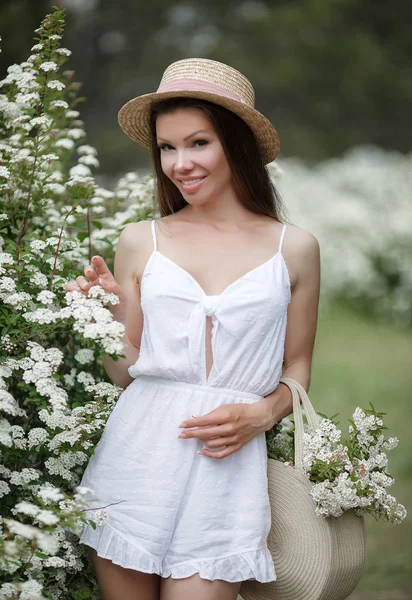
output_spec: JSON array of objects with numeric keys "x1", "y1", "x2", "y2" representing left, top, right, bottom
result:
[{"x1": 1, "y1": 0, "x2": 411, "y2": 174}]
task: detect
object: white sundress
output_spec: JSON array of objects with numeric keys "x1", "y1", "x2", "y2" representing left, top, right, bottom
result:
[{"x1": 78, "y1": 219, "x2": 291, "y2": 583}]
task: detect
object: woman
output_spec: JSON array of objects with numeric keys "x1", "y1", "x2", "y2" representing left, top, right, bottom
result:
[{"x1": 68, "y1": 58, "x2": 320, "y2": 600}]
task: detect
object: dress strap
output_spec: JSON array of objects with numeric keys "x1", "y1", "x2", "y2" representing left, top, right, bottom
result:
[
  {"x1": 278, "y1": 223, "x2": 287, "y2": 254},
  {"x1": 151, "y1": 219, "x2": 158, "y2": 252}
]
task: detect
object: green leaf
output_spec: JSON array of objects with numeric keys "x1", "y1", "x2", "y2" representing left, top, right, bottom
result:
[{"x1": 77, "y1": 232, "x2": 89, "y2": 242}]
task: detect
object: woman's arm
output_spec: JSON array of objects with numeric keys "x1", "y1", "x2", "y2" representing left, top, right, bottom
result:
[{"x1": 261, "y1": 226, "x2": 321, "y2": 427}]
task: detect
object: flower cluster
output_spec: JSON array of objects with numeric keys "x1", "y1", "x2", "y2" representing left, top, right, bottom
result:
[
  {"x1": 274, "y1": 147, "x2": 412, "y2": 326},
  {"x1": 267, "y1": 404, "x2": 407, "y2": 524}
]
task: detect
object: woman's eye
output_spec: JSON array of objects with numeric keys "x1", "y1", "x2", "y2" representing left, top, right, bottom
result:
[{"x1": 157, "y1": 139, "x2": 208, "y2": 151}]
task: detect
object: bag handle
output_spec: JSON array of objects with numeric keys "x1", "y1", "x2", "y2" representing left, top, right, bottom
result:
[{"x1": 279, "y1": 377, "x2": 320, "y2": 472}]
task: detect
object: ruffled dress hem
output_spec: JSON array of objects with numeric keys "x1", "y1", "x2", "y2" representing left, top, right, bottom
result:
[{"x1": 79, "y1": 522, "x2": 276, "y2": 583}]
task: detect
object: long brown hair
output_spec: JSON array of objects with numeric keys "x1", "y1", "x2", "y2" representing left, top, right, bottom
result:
[{"x1": 148, "y1": 97, "x2": 288, "y2": 222}]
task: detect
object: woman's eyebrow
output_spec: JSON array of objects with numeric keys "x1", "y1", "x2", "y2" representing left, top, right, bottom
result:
[{"x1": 157, "y1": 129, "x2": 211, "y2": 143}]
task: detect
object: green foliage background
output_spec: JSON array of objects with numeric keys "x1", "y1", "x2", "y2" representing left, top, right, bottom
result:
[{"x1": 1, "y1": 0, "x2": 412, "y2": 174}]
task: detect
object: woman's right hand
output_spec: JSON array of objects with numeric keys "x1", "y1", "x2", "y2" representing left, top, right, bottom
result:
[{"x1": 66, "y1": 255, "x2": 127, "y2": 320}]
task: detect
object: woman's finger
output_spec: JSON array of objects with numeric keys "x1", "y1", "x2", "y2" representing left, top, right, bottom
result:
[
  {"x1": 178, "y1": 424, "x2": 233, "y2": 440},
  {"x1": 91, "y1": 256, "x2": 114, "y2": 280},
  {"x1": 199, "y1": 443, "x2": 243, "y2": 459},
  {"x1": 65, "y1": 281, "x2": 81, "y2": 292},
  {"x1": 204, "y1": 435, "x2": 239, "y2": 449},
  {"x1": 76, "y1": 275, "x2": 90, "y2": 290},
  {"x1": 84, "y1": 264, "x2": 98, "y2": 282}
]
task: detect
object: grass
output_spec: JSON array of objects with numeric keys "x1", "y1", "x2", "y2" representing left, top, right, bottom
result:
[{"x1": 311, "y1": 299, "x2": 412, "y2": 598}]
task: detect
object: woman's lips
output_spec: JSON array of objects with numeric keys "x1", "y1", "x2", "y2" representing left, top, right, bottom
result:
[{"x1": 178, "y1": 176, "x2": 207, "y2": 192}]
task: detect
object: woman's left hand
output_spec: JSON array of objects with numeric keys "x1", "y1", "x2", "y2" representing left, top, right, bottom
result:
[{"x1": 177, "y1": 401, "x2": 272, "y2": 459}]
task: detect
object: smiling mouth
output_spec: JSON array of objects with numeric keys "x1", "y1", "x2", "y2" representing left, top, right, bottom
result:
[{"x1": 178, "y1": 176, "x2": 207, "y2": 184}]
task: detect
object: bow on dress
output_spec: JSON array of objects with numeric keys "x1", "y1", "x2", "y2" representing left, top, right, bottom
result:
[{"x1": 187, "y1": 295, "x2": 221, "y2": 384}]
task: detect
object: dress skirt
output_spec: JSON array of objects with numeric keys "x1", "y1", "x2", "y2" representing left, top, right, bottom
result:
[{"x1": 78, "y1": 374, "x2": 276, "y2": 582}]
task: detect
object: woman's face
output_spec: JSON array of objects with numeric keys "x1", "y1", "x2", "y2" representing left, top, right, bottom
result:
[{"x1": 155, "y1": 107, "x2": 234, "y2": 205}]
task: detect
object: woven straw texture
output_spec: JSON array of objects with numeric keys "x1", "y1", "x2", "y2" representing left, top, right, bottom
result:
[
  {"x1": 117, "y1": 58, "x2": 280, "y2": 164},
  {"x1": 239, "y1": 377, "x2": 367, "y2": 600}
]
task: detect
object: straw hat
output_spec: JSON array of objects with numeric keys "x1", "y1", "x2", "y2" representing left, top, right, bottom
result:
[{"x1": 117, "y1": 58, "x2": 280, "y2": 164}]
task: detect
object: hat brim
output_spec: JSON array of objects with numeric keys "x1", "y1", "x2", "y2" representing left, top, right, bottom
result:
[{"x1": 118, "y1": 89, "x2": 280, "y2": 164}]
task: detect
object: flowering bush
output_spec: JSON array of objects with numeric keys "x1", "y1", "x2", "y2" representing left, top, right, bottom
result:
[
  {"x1": 0, "y1": 8, "x2": 153, "y2": 599},
  {"x1": 272, "y1": 148, "x2": 412, "y2": 326},
  {"x1": 266, "y1": 404, "x2": 407, "y2": 524}
]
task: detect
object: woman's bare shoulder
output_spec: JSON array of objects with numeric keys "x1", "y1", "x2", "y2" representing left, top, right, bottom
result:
[
  {"x1": 115, "y1": 220, "x2": 155, "y2": 281},
  {"x1": 284, "y1": 223, "x2": 320, "y2": 257},
  {"x1": 284, "y1": 224, "x2": 320, "y2": 289},
  {"x1": 118, "y1": 220, "x2": 153, "y2": 252}
]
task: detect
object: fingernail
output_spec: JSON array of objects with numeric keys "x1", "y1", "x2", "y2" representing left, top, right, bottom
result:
[{"x1": 197, "y1": 450, "x2": 205, "y2": 455}]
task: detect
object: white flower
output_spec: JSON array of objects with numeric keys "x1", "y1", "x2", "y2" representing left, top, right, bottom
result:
[
  {"x1": 47, "y1": 80, "x2": 65, "y2": 91},
  {"x1": 92, "y1": 508, "x2": 108, "y2": 526},
  {"x1": 74, "y1": 348, "x2": 94, "y2": 365},
  {"x1": 40, "y1": 153, "x2": 59, "y2": 162},
  {"x1": 69, "y1": 163, "x2": 91, "y2": 177},
  {"x1": 12, "y1": 500, "x2": 40, "y2": 517},
  {"x1": 67, "y1": 128, "x2": 87, "y2": 141},
  {"x1": 31, "y1": 43, "x2": 43, "y2": 51},
  {"x1": 55, "y1": 137, "x2": 75, "y2": 150},
  {"x1": 23, "y1": 308, "x2": 60, "y2": 324},
  {"x1": 4, "y1": 292, "x2": 32, "y2": 310},
  {"x1": 39, "y1": 61, "x2": 58, "y2": 72},
  {"x1": 29, "y1": 271, "x2": 48, "y2": 287},
  {"x1": 45, "y1": 451, "x2": 88, "y2": 481},
  {"x1": 0, "y1": 389, "x2": 27, "y2": 417},
  {"x1": 0, "y1": 166, "x2": 10, "y2": 179},
  {"x1": 65, "y1": 109, "x2": 80, "y2": 118},
  {"x1": 36, "y1": 509, "x2": 60, "y2": 525},
  {"x1": 15, "y1": 91, "x2": 40, "y2": 108},
  {"x1": 50, "y1": 99, "x2": 69, "y2": 109},
  {"x1": 79, "y1": 154, "x2": 100, "y2": 168},
  {"x1": 0, "y1": 253, "x2": 14, "y2": 265},
  {"x1": 9, "y1": 468, "x2": 41, "y2": 486},
  {"x1": 3, "y1": 518, "x2": 59, "y2": 554},
  {"x1": 77, "y1": 144, "x2": 98, "y2": 156},
  {"x1": 28, "y1": 428, "x2": 49, "y2": 448},
  {"x1": 0, "y1": 480, "x2": 11, "y2": 498},
  {"x1": 55, "y1": 47, "x2": 72, "y2": 56},
  {"x1": 36, "y1": 484, "x2": 65, "y2": 504},
  {"x1": 30, "y1": 239, "x2": 47, "y2": 252},
  {"x1": 30, "y1": 115, "x2": 52, "y2": 128},
  {"x1": 0, "y1": 276, "x2": 16, "y2": 293},
  {"x1": 76, "y1": 371, "x2": 95, "y2": 386},
  {"x1": 66, "y1": 174, "x2": 95, "y2": 188},
  {"x1": 37, "y1": 290, "x2": 56, "y2": 305}
]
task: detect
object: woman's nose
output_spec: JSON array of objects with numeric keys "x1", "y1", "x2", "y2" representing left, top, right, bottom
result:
[{"x1": 174, "y1": 149, "x2": 193, "y2": 170}]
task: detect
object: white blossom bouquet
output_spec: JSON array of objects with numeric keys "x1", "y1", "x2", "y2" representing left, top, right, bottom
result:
[{"x1": 266, "y1": 403, "x2": 407, "y2": 524}]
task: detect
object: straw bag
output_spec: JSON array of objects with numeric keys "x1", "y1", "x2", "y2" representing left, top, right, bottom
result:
[{"x1": 240, "y1": 377, "x2": 367, "y2": 600}]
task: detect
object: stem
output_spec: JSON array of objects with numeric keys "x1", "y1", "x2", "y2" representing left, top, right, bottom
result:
[
  {"x1": 86, "y1": 204, "x2": 92, "y2": 262},
  {"x1": 49, "y1": 206, "x2": 76, "y2": 290},
  {"x1": 15, "y1": 144, "x2": 39, "y2": 288}
]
